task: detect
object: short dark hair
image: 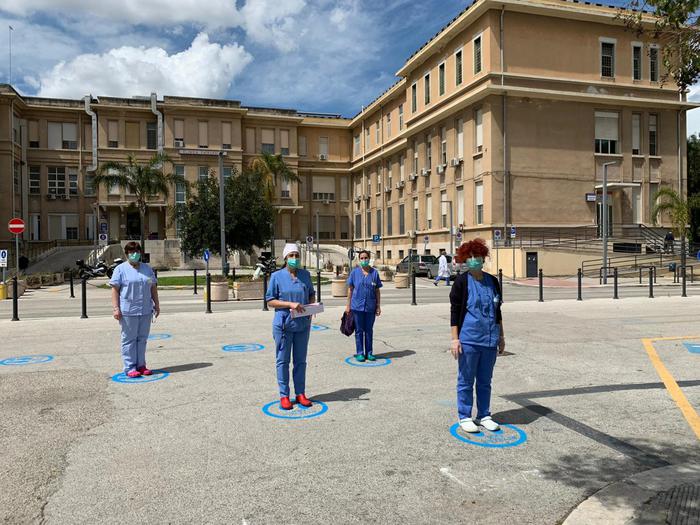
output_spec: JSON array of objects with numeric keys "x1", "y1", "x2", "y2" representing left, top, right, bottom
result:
[
  {"x1": 358, "y1": 249, "x2": 371, "y2": 259},
  {"x1": 124, "y1": 242, "x2": 142, "y2": 255}
]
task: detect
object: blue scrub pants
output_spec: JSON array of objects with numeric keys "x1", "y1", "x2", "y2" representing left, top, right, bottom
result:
[
  {"x1": 273, "y1": 326, "x2": 310, "y2": 397},
  {"x1": 457, "y1": 344, "x2": 498, "y2": 420},
  {"x1": 120, "y1": 314, "x2": 151, "y2": 373},
  {"x1": 352, "y1": 310, "x2": 376, "y2": 357},
  {"x1": 434, "y1": 275, "x2": 451, "y2": 286}
]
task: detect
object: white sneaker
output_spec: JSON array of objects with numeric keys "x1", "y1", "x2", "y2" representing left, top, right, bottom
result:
[
  {"x1": 459, "y1": 418, "x2": 479, "y2": 433},
  {"x1": 478, "y1": 416, "x2": 500, "y2": 431}
]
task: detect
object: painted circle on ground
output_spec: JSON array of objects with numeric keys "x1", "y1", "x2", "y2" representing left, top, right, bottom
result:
[
  {"x1": 222, "y1": 343, "x2": 265, "y2": 353},
  {"x1": 148, "y1": 333, "x2": 172, "y2": 341},
  {"x1": 682, "y1": 342, "x2": 700, "y2": 354},
  {"x1": 311, "y1": 324, "x2": 329, "y2": 332},
  {"x1": 449, "y1": 423, "x2": 527, "y2": 448},
  {"x1": 262, "y1": 400, "x2": 328, "y2": 420},
  {"x1": 111, "y1": 371, "x2": 170, "y2": 384},
  {"x1": 0, "y1": 355, "x2": 54, "y2": 366},
  {"x1": 344, "y1": 356, "x2": 391, "y2": 367}
]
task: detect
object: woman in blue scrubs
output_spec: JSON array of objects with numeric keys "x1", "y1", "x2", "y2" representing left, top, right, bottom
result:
[
  {"x1": 449, "y1": 239, "x2": 505, "y2": 433},
  {"x1": 266, "y1": 243, "x2": 316, "y2": 410},
  {"x1": 110, "y1": 242, "x2": 160, "y2": 378},
  {"x1": 345, "y1": 249, "x2": 382, "y2": 362}
]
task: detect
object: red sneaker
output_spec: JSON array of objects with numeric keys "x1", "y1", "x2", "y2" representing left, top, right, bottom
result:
[
  {"x1": 280, "y1": 397, "x2": 293, "y2": 410},
  {"x1": 296, "y1": 394, "x2": 313, "y2": 407},
  {"x1": 137, "y1": 367, "x2": 153, "y2": 376},
  {"x1": 126, "y1": 369, "x2": 141, "y2": 378}
]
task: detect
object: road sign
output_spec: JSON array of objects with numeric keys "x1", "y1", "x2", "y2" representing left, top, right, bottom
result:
[
  {"x1": 8, "y1": 218, "x2": 24, "y2": 235},
  {"x1": 100, "y1": 222, "x2": 108, "y2": 235},
  {"x1": 306, "y1": 235, "x2": 314, "y2": 244},
  {"x1": 423, "y1": 235, "x2": 429, "y2": 243},
  {"x1": 203, "y1": 249, "x2": 210, "y2": 262},
  {"x1": 372, "y1": 234, "x2": 381, "y2": 244},
  {"x1": 456, "y1": 231, "x2": 463, "y2": 241},
  {"x1": 494, "y1": 229, "x2": 502, "y2": 241},
  {"x1": 510, "y1": 226, "x2": 517, "y2": 239},
  {"x1": 347, "y1": 248, "x2": 355, "y2": 260},
  {"x1": 0, "y1": 249, "x2": 7, "y2": 268},
  {"x1": 98, "y1": 233, "x2": 108, "y2": 247}
]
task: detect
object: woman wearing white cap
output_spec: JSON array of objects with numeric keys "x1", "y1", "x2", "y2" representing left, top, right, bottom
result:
[{"x1": 265, "y1": 243, "x2": 316, "y2": 410}]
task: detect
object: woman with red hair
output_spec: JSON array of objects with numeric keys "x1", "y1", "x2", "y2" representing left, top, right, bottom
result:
[{"x1": 448, "y1": 238, "x2": 505, "y2": 433}]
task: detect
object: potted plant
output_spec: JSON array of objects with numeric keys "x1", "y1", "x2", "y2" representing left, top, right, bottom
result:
[
  {"x1": 331, "y1": 274, "x2": 348, "y2": 298},
  {"x1": 233, "y1": 274, "x2": 265, "y2": 301},
  {"x1": 378, "y1": 266, "x2": 395, "y2": 282},
  {"x1": 394, "y1": 272, "x2": 409, "y2": 288},
  {"x1": 209, "y1": 274, "x2": 230, "y2": 302}
]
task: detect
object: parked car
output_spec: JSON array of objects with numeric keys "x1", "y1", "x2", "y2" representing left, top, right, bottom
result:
[
  {"x1": 395, "y1": 254, "x2": 437, "y2": 277},
  {"x1": 426, "y1": 255, "x2": 459, "y2": 279}
]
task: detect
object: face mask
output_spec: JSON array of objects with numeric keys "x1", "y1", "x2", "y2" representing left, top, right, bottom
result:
[
  {"x1": 360, "y1": 260, "x2": 370, "y2": 268},
  {"x1": 128, "y1": 252, "x2": 141, "y2": 264},
  {"x1": 467, "y1": 257, "x2": 483, "y2": 271},
  {"x1": 287, "y1": 257, "x2": 300, "y2": 269}
]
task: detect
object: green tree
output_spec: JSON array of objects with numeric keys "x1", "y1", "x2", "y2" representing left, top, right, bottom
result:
[
  {"x1": 688, "y1": 134, "x2": 700, "y2": 240},
  {"x1": 94, "y1": 153, "x2": 183, "y2": 252},
  {"x1": 248, "y1": 152, "x2": 299, "y2": 202},
  {"x1": 651, "y1": 187, "x2": 700, "y2": 250},
  {"x1": 174, "y1": 173, "x2": 221, "y2": 258},
  {"x1": 620, "y1": 0, "x2": 700, "y2": 92}
]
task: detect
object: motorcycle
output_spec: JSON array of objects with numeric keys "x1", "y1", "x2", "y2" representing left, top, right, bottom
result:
[
  {"x1": 76, "y1": 258, "x2": 123, "y2": 279},
  {"x1": 253, "y1": 252, "x2": 277, "y2": 280}
]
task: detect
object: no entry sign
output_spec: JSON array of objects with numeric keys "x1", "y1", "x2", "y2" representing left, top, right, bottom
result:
[{"x1": 8, "y1": 218, "x2": 24, "y2": 235}]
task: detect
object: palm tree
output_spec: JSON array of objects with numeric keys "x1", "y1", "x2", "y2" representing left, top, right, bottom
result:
[
  {"x1": 651, "y1": 187, "x2": 700, "y2": 268},
  {"x1": 248, "y1": 152, "x2": 299, "y2": 202},
  {"x1": 94, "y1": 153, "x2": 185, "y2": 253}
]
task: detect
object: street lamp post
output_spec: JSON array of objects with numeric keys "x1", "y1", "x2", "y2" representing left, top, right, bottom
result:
[
  {"x1": 601, "y1": 161, "x2": 617, "y2": 284},
  {"x1": 218, "y1": 151, "x2": 227, "y2": 276}
]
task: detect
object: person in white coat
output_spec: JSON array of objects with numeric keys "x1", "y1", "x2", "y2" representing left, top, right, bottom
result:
[{"x1": 434, "y1": 249, "x2": 452, "y2": 286}]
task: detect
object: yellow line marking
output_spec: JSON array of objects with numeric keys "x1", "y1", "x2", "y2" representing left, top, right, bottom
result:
[
  {"x1": 649, "y1": 335, "x2": 700, "y2": 342},
  {"x1": 641, "y1": 337, "x2": 700, "y2": 440}
]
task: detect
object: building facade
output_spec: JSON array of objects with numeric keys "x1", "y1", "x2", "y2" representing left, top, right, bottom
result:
[{"x1": 0, "y1": 0, "x2": 695, "y2": 266}]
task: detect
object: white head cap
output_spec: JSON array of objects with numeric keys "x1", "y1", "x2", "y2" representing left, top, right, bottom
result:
[{"x1": 282, "y1": 243, "x2": 300, "y2": 259}]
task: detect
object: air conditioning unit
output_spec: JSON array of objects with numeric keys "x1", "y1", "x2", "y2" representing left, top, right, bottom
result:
[
  {"x1": 408, "y1": 230, "x2": 417, "y2": 239},
  {"x1": 450, "y1": 158, "x2": 463, "y2": 167},
  {"x1": 384, "y1": 186, "x2": 392, "y2": 193},
  {"x1": 421, "y1": 168, "x2": 431, "y2": 177},
  {"x1": 47, "y1": 194, "x2": 57, "y2": 200},
  {"x1": 174, "y1": 139, "x2": 184, "y2": 147},
  {"x1": 408, "y1": 173, "x2": 418, "y2": 181},
  {"x1": 323, "y1": 199, "x2": 330, "y2": 205},
  {"x1": 319, "y1": 154, "x2": 328, "y2": 161},
  {"x1": 437, "y1": 165, "x2": 445, "y2": 174},
  {"x1": 354, "y1": 196, "x2": 361, "y2": 203},
  {"x1": 62, "y1": 194, "x2": 71, "y2": 200},
  {"x1": 396, "y1": 181, "x2": 405, "y2": 189},
  {"x1": 364, "y1": 194, "x2": 371, "y2": 201}
]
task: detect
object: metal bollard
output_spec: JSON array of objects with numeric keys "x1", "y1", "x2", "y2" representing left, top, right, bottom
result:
[
  {"x1": 263, "y1": 272, "x2": 269, "y2": 311},
  {"x1": 411, "y1": 265, "x2": 417, "y2": 306},
  {"x1": 11, "y1": 276, "x2": 19, "y2": 321},
  {"x1": 577, "y1": 268, "x2": 582, "y2": 301},
  {"x1": 316, "y1": 270, "x2": 322, "y2": 303},
  {"x1": 613, "y1": 267, "x2": 619, "y2": 299},
  {"x1": 193, "y1": 269, "x2": 198, "y2": 295},
  {"x1": 154, "y1": 269, "x2": 158, "y2": 280},
  {"x1": 205, "y1": 273, "x2": 212, "y2": 314},
  {"x1": 80, "y1": 277, "x2": 88, "y2": 319},
  {"x1": 682, "y1": 266, "x2": 687, "y2": 298},
  {"x1": 69, "y1": 272, "x2": 75, "y2": 298},
  {"x1": 649, "y1": 267, "x2": 654, "y2": 298},
  {"x1": 498, "y1": 269, "x2": 503, "y2": 299},
  {"x1": 639, "y1": 267, "x2": 642, "y2": 285},
  {"x1": 538, "y1": 269, "x2": 544, "y2": 302}
]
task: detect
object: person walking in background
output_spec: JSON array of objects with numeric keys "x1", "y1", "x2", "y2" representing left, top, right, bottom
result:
[
  {"x1": 434, "y1": 249, "x2": 451, "y2": 286},
  {"x1": 449, "y1": 238, "x2": 505, "y2": 433},
  {"x1": 110, "y1": 242, "x2": 160, "y2": 378},
  {"x1": 345, "y1": 249, "x2": 382, "y2": 362},
  {"x1": 266, "y1": 243, "x2": 316, "y2": 410}
]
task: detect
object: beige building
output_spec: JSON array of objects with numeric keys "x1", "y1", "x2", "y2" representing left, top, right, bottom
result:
[{"x1": 1, "y1": 0, "x2": 696, "y2": 271}]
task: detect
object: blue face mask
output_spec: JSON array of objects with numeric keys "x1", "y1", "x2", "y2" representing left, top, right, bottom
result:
[
  {"x1": 360, "y1": 260, "x2": 370, "y2": 268},
  {"x1": 287, "y1": 257, "x2": 300, "y2": 269},
  {"x1": 466, "y1": 257, "x2": 483, "y2": 271},
  {"x1": 128, "y1": 252, "x2": 141, "y2": 264}
]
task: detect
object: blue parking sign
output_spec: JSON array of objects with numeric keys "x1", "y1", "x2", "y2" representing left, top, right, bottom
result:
[
  {"x1": 203, "y1": 249, "x2": 210, "y2": 262},
  {"x1": 372, "y1": 234, "x2": 381, "y2": 244},
  {"x1": 510, "y1": 226, "x2": 517, "y2": 238}
]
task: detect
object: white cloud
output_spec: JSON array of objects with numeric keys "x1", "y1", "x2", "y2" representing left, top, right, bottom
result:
[
  {"x1": 239, "y1": 0, "x2": 307, "y2": 52},
  {"x1": 34, "y1": 33, "x2": 252, "y2": 99}
]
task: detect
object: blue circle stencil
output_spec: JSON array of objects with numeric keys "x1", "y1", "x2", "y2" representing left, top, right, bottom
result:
[
  {"x1": 344, "y1": 356, "x2": 391, "y2": 367},
  {"x1": 311, "y1": 324, "x2": 329, "y2": 332},
  {"x1": 262, "y1": 400, "x2": 328, "y2": 420},
  {"x1": 148, "y1": 333, "x2": 172, "y2": 341},
  {"x1": 449, "y1": 423, "x2": 527, "y2": 448},
  {"x1": 111, "y1": 371, "x2": 170, "y2": 384},
  {"x1": 0, "y1": 355, "x2": 54, "y2": 366},
  {"x1": 222, "y1": 343, "x2": 265, "y2": 353}
]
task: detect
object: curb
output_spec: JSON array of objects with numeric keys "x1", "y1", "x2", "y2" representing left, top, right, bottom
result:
[{"x1": 563, "y1": 462, "x2": 700, "y2": 524}]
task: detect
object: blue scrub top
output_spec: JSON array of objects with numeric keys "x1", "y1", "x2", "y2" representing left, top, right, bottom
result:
[
  {"x1": 459, "y1": 273, "x2": 500, "y2": 349},
  {"x1": 347, "y1": 266, "x2": 382, "y2": 312},
  {"x1": 265, "y1": 267, "x2": 315, "y2": 332},
  {"x1": 109, "y1": 261, "x2": 157, "y2": 316}
]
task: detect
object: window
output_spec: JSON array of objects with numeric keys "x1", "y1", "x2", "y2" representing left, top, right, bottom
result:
[
  {"x1": 29, "y1": 166, "x2": 40, "y2": 194},
  {"x1": 386, "y1": 113, "x2": 392, "y2": 138},
  {"x1": 439, "y1": 62, "x2": 446, "y2": 95},
  {"x1": 632, "y1": 44, "x2": 642, "y2": 81},
  {"x1": 319, "y1": 136, "x2": 329, "y2": 158},
  {"x1": 48, "y1": 167, "x2": 66, "y2": 195},
  {"x1": 147, "y1": 122, "x2": 157, "y2": 150},
  {"x1": 399, "y1": 204, "x2": 405, "y2": 234},
  {"x1": 354, "y1": 134, "x2": 360, "y2": 155},
  {"x1": 261, "y1": 128, "x2": 274, "y2": 154},
  {"x1": 457, "y1": 186, "x2": 465, "y2": 225},
  {"x1": 376, "y1": 169, "x2": 382, "y2": 193},
  {"x1": 299, "y1": 135, "x2": 307, "y2": 157},
  {"x1": 367, "y1": 173, "x2": 371, "y2": 195},
  {"x1": 387, "y1": 207, "x2": 393, "y2": 235},
  {"x1": 312, "y1": 176, "x2": 335, "y2": 201},
  {"x1": 29, "y1": 121, "x2": 39, "y2": 148},
  {"x1": 48, "y1": 122, "x2": 77, "y2": 149},
  {"x1": 199, "y1": 166, "x2": 209, "y2": 182},
  {"x1": 399, "y1": 250, "x2": 404, "y2": 259},
  {"x1": 413, "y1": 140, "x2": 419, "y2": 173},
  {"x1": 474, "y1": 35, "x2": 482, "y2": 74},
  {"x1": 475, "y1": 108, "x2": 483, "y2": 153},
  {"x1": 364, "y1": 127, "x2": 370, "y2": 150},
  {"x1": 441, "y1": 190, "x2": 448, "y2": 228},
  {"x1": 222, "y1": 122, "x2": 232, "y2": 150},
  {"x1": 376, "y1": 209, "x2": 383, "y2": 236},
  {"x1": 340, "y1": 177, "x2": 349, "y2": 201},
  {"x1": 387, "y1": 250, "x2": 392, "y2": 260},
  {"x1": 174, "y1": 119, "x2": 184, "y2": 147},
  {"x1": 13, "y1": 163, "x2": 19, "y2": 193},
  {"x1": 30, "y1": 214, "x2": 40, "y2": 240},
  {"x1": 456, "y1": 118, "x2": 464, "y2": 159},
  {"x1": 475, "y1": 182, "x2": 484, "y2": 224},
  {"x1": 413, "y1": 197, "x2": 419, "y2": 230},
  {"x1": 198, "y1": 121, "x2": 209, "y2": 148},
  {"x1": 375, "y1": 121, "x2": 380, "y2": 144},
  {"x1": 411, "y1": 83, "x2": 417, "y2": 113},
  {"x1": 424, "y1": 74, "x2": 431, "y2": 105},
  {"x1": 386, "y1": 160, "x2": 393, "y2": 189},
  {"x1": 340, "y1": 216, "x2": 349, "y2": 240},
  {"x1": 650, "y1": 46, "x2": 659, "y2": 82},
  {"x1": 108, "y1": 120, "x2": 119, "y2": 148},
  {"x1": 399, "y1": 104, "x2": 404, "y2": 130},
  {"x1": 223, "y1": 167, "x2": 233, "y2": 179},
  {"x1": 246, "y1": 127, "x2": 256, "y2": 153},
  {"x1": 83, "y1": 174, "x2": 94, "y2": 196},
  {"x1": 601, "y1": 41, "x2": 615, "y2": 78},
  {"x1": 426, "y1": 134, "x2": 432, "y2": 169},
  {"x1": 125, "y1": 122, "x2": 140, "y2": 149},
  {"x1": 649, "y1": 114, "x2": 658, "y2": 156},
  {"x1": 280, "y1": 178, "x2": 291, "y2": 198},
  {"x1": 440, "y1": 127, "x2": 447, "y2": 166},
  {"x1": 68, "y1": 168, "x2": 78, "y2": 196},
  {"x1": 366, "y1": 210, "x2": 372, "y2": 238},
  {"x1": 595, "y1": 111, "x2": 619, "y2": 154},
  {"x1": 632, "y1": 113, "x2": 641, "y2": 155},
  {"x1": 318, "y1": 215, "x2": 336, "y2": 240},
  {"x1": 399, "y1": 156, "x2": 405, "y2": 181},
  {"x1": 455, "y1": 48, "x2": 463, "y2": 85},
  {"x1": 426, "y1": 194, "x2": 432, "y2": 229},
  {"x1": 355, "y1": 214, "x2": 362, "y2": 239}
]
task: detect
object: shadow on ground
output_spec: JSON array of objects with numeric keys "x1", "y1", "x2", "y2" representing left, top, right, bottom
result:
[
  {"x1": 312, "y1": 388, "x2": 371, "y2": 403},
  {"x1": 156, "y1": 362, "x2": 213, "y2": 374}
]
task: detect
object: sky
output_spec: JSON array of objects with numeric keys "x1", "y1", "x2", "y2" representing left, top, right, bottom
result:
[{"x1": 1, "y1": 0, "x2": 698, "y2": 133}]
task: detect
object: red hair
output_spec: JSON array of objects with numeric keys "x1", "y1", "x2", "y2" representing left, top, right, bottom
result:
[{"x1": 455, "y1": 238, "x2": 489, "y2": 263}]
